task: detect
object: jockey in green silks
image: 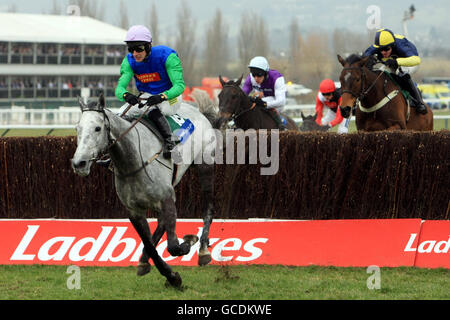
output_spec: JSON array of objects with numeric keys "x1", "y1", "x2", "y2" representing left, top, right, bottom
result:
[{"x1": 115, "y1": 25, "x2": 186, "y2": 159}]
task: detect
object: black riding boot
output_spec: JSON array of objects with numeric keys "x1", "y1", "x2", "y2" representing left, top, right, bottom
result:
[
  {"x1": 268, "y1": 109, "x2": 287, "y2": 131},
  {"x1": 147, "y1": 107, "x2": 176, "y2": 159},
  {"x1": 401, "y1": 74, "x2": 428, "y2": 115}
]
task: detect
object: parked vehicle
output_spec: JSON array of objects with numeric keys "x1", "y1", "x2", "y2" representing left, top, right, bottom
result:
[{"x1": 418, "y1": 84, "x2": 450, "y2": 109}]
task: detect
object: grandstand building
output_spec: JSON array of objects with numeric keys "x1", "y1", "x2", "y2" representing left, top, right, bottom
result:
[{"x1": 0, "y1": 12, "x2": 130, "y2": 108}]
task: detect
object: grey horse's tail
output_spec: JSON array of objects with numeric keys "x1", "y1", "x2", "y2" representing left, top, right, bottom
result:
[{"x1": 190, "y1": 88, "x2": 218, "y2": 125}]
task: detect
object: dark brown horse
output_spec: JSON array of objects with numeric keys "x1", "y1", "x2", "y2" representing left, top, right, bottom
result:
[
  {"x1": 298, "y1": 112, "x2": 330, "y2": 132},
  {"x1": 337, "y1": 54, "x2": 433, "y2": 131},
  {"x1": 215, "y1": 75, "x2": 299, "y2": 131}
]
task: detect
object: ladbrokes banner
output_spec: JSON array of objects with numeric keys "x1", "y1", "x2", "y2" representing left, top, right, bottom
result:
[{"x1": 0, "y1": 219, "x2": 448, "y2": 268}]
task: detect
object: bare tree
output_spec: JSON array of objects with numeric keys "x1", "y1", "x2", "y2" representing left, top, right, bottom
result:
[
  {"x1": 297, "y1": 31, "x2": 332, "y2": 88},
  {"x1": 288, "y1": 17, "x2": 302, "y2": 82},
  {"x1": 7, "y1": 4, "x2": 17, "y2": 12},
  {"x1": 254, "y1": 15, "x2": 269, "y2": 57},
  {"x1": 203, "y1": 8, "x2": 229, "y2": 77},
  {"x1": 47, "y1": 0, "x2": 62, "y2": 15},
  {"x1": 331, "y1": 28, "x2": 372, "y2": 78},
  {"x1": 238, "y1": 12, "x2": 269, "y2": 70},
  {"x1": 174, "y1": 0, "x2": 197, "y2": 85},
  {"x1": 69, "y1": 0, "x2": 106, "y2": 20},
  {"x1": 237, "y1": 13, "x2": 254, "y2": 70},
  {"x1": 147, "y1": 2, "x2": 159, "y2": 44},
  {"x1": 118, "y1": 0, "x2": 129, "y2": 29},
  {"x1": 332, "y1": 28, "x2": 370, "y2": 57}
]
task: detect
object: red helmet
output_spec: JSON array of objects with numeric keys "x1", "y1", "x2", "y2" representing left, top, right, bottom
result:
[{"x1": 319, "y1": 79, "x2": 336, "y2": 94}]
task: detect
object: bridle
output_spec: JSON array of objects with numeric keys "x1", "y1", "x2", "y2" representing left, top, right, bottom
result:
[
  {"x1": 79, "y1": 106, "x2": 115, "y2": 162},
  {"x1": 341, "y1": 63, "x2": 403, "y2": 114},
  {"x1": 341, "y1": 65, "x2": 384, "y2": 102},
  {"x1": 220, "y1": 84, "x2": 256, "y2": 122},
  {"x1": 80, "y1": 104, "x2": 163, "y2": 178}
]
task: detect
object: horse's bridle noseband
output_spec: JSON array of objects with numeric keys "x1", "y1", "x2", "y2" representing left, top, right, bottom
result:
[
  {"x1": 80, "y1": 106, "x2": 164, "y2": 179},
  {"x1": 80, "y1": 107, "x2": 115, "y2": 162},
  {"x1": 341, "y1": 66, "x2": 384, "y2": 102},
  {"x1": 220, "y1": 84, "x2": 256, "y2": 122}
]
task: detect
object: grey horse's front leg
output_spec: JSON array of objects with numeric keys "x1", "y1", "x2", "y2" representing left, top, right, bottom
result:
[
  {"x1": 137, "y1": 214, "x2": 166, "y2": 276},
  {"x1": 129, "y1": 213, "x2": 182, "y2": 288}
]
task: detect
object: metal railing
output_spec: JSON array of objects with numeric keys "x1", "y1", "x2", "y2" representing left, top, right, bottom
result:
[{"x1": 0, "y1": 106, "x2": 448, "y2": 131}]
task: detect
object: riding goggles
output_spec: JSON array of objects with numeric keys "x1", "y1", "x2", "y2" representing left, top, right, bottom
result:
[
  {"x1": 250, "y1": 67, "x2": 266, "y2": 77},
  {"x1": 379, "y1": 45, "x2": 392, "y2": 52},
  {"x1": 128, "y1": 45, "x2": 146, "y2": 53},
  {"x1": 251, "y1": 70, "x2": 266, "y2": 77}
]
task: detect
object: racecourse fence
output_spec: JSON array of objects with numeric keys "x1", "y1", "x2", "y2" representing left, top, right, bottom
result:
[
  {"x1": 0, "y1": 131, "x2": 448, "y2": 220},
  {"x1": 1, "y1": 107, "x2": 449, "y2": 129}
]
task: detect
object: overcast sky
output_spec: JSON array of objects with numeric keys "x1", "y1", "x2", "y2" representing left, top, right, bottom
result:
[{"x1": 1, "y1": 0, "x2": 449, "y2": 46}]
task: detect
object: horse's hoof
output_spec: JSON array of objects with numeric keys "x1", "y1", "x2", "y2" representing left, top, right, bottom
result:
[
  {"x1": 198, "y1": 253, "x2": 212, "y2": 266},
  {"x1": 183, "y1": 234, "x2": 199, "y2": 246},
  {"x1": 165, "y1": 272, "x2": 182, "y2": 289},
  {"x1": 136, "y1": 262, "x2": 151, "y2": 276}
]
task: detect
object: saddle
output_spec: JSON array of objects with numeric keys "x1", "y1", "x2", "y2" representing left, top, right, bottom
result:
[
  {"x1": 124, "y1": 113, "x2": 195, "y2": 145},
  {"x1": 370, "y1": 63, "x2": 415, "y2": 106},
  {"x1": 122, "y1": 114, "x2": 195, "y2": 185}
]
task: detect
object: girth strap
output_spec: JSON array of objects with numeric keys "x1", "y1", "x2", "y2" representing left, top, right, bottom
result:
[{"x1": 358, "y1": 90, "x2": 399, "y2": 113}]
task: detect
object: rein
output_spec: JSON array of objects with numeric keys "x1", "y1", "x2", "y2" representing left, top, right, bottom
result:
[
  {"x1": 231, "y1": 102, "x2": 256, "y2": 121},
  {"x1": 221, "y1": 84, "x2": 257, "y2": 122},
  {"x1": 341, "y1": 66, "x2": 384, "y2": 101},
  {"x1": 342, "y1": 66, "x2": 394, "y2": 112},
  {"x1": 82, "y1": 103, "x2": 163, "y2": 178}
]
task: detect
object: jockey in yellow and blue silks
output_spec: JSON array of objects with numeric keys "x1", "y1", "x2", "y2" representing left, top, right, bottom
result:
[
  {"x1": 363, "y1": 28, "x2": 427, "y2": 114},
  {"x1": 115, "y1": 25, "x2": 186, "y2": 159}
]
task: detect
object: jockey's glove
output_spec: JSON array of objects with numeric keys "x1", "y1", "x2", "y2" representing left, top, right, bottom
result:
[
  {"x1": 250, "y1": 96, "x2": 267, "y2": 107},
  {"x1": 384, "y1": 58, "x2": 398, "y2": 70},
  {"x1": 123, "y1": 92, "x2": 139, "y2": 106},
  {"x1": 145, "y1": 94, "x2": 166, "y2": 107}
]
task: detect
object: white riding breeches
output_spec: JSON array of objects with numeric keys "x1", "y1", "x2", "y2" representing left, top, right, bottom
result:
[
  {"x1": 320, "y1": 107, "x2": 349, "y2": 134},
  {"x1": 398, "y1": 65, "x2": 419, "y2": 76}
]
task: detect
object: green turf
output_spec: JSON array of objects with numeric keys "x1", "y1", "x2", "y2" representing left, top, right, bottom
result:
[{"x1": 0, "y1": 265, "x2": 448, "y2": 300}]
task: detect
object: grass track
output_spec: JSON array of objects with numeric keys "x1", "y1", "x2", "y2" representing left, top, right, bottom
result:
[{"x1": 0, "y1": 265, "x2": 448, "y2": 300}]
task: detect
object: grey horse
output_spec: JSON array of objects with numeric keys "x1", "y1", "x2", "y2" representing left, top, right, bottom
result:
[{"x1": 71, "y1": 93, "x2": 216, "y2": 287}]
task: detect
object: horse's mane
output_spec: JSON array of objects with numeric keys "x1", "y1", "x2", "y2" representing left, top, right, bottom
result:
[
  {"x1": 224, "y1": 79, "x2": 242, "y2": 87},
  {"x1": 345, "y1": 53, "x2": 378, "y2": 70},
  {"x1": 345, "y1": 54, "x2": 363, "y2": 65},
  {"x1": 190, "y1": 88, "x2": 217, "y2": 124}
]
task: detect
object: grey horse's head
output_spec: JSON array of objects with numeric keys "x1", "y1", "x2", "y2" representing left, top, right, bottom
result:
[{"x1": 71, "y1": 93, "x2": 110, "y2": 177}]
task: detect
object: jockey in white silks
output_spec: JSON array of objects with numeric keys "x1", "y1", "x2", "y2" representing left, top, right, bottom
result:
[{"x1": 241, "y1": 56, "x2": 287, "y2": 130}]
